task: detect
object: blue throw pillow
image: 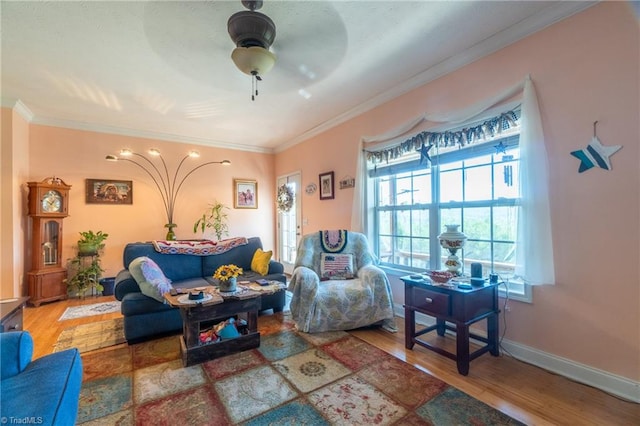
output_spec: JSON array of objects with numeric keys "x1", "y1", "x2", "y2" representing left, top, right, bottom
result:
[{"x1": 129, "y1": 256, "x2": 172, "y2": 303}]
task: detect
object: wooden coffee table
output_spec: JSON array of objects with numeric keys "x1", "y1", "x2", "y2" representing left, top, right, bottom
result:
[{"x1": 164, "y1": 287, "x2": 261, "y2": 367}]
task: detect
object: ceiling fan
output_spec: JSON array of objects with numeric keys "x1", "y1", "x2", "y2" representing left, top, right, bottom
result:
[
  {"x1": 227, "y1": 0, "x2": 277, "y2": 100},
  {"x1": 142, "y1": 1, "x2": 346, "y2": 98}
]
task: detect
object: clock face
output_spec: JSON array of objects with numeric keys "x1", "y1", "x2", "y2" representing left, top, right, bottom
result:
[{"x1": 41, "y1": 190, "x2": 62, "y2": 213}]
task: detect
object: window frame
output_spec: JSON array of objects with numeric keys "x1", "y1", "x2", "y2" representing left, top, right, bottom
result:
[{"x1": 369, "y1": 134, "x2": 530, "y2": 302}]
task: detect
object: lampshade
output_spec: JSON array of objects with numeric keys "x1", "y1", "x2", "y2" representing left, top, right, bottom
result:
[
  {"x1": 438, "y1": 224, "x2": 467, "y2": 251},
  {"x1": 231, "y1": 46, "x2": 276, "y2": 76}
]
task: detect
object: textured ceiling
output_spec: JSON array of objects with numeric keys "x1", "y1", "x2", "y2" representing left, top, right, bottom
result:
[{"x1": 1, "y1": 1, "x2": 594, "y2": 152}]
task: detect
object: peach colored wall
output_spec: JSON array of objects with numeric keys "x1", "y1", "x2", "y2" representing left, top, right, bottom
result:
[
  {"x1": 26, "y1": 125, "x2": 277, "y2": 279},
  {"x1": 1, "y1": 107, "x2": 29, "y2": 298},
  {"x1": 276, "y1": 3, "x2": 639, "y2": 380},
  {"x1": 1, "y1": 108, "x2": 13, "y2": 298}
]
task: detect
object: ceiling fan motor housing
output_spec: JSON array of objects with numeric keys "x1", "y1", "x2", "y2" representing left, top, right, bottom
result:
[{"x1": 227, "y1": 10, "x2": 276, "y2": 49}]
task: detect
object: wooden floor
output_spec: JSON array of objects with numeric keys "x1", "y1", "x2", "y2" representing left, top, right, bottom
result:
[{"x1": 23, "y1": 295, "x2": 639, "y2": 426}]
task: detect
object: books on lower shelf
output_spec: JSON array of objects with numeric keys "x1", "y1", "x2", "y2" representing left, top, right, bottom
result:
[
  {"x1": 245, "y1": 281, "x2": 285, "y2": 293},
  {"x1": 217, "y1": 286, "x2": 260, "y2": 300}
]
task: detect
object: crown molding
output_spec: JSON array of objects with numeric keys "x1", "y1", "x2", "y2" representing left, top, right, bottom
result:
[
  {"x1": 28, "y1": 115, "x2": 274, "y2": 154},
  {"x1": 275, "y1": 1, "x2": 597, "y2": 153},
  {"x1": 1, "y1": 98, "x2": 35, "y2": 122},
  {"x1": 3, "y1": 97, "x2": 271, "y2": 153}
]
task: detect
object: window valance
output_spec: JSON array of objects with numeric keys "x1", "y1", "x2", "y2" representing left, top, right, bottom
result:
[{"x1": 365, "y1": 110, "x2": 520, "y2": 164}]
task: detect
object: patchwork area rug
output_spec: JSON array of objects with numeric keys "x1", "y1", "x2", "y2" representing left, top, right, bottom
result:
[
  {"x1": 58, "y1": 301, "x2": 121, "y2": 321},
  {"x1": 54, "y1": 318, "x2": 125, "y2": 353},
  {"x1": 76, "y1": 313, "x2": 523, "y2": 425}
]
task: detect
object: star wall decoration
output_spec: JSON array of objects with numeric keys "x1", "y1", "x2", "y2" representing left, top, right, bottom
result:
[
  {"x1": 570, "y1": 136, "x2": 622, "y2": 173},
  {"x1": 418, "y1": 143, "x2": 433, "y2": 165},
  {"x1": 494, "y1": 141, "x2": 507, "y2": 154}
]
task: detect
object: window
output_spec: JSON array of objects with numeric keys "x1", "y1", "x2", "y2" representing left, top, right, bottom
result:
[{"x1": 371, "y1": 134, "x2": 527, "y2": 298}]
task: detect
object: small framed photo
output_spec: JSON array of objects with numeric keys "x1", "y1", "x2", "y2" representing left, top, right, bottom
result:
[
  {"x1": 319, "y1": 171, "x2": 335, "y2": 200},
  {"x1": 233, "y1": 179, "x2": 258, "y2": 209},
  {"x1": 86, "y1": 179, "x2": 132, "y2": 204}
]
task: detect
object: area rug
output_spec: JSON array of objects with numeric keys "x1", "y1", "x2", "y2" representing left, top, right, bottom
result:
[
  {"x1": 75, "y1": 313, "x2": 523, "y2": 425},
  {"x1": 58, "y1": 301, "x2": 121, "y2": 321},
  {"x1": 53, "y1": 318, "x2": 125, "y2": 354}
]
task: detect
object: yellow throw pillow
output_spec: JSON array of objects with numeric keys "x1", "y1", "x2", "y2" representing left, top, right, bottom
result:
[{"x1": 251, "y1": 248, "x2": 272, "y2": 276}]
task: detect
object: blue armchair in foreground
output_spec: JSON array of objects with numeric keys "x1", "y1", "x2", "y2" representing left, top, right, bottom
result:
[{"x1": 1, "y1": 331, "x2": 83, "y2": 425}]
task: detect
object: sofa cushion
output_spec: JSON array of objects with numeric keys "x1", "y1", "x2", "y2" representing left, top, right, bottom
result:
[
  {"x1": 123, "y1": 242, "x2": 202, "y2": 282},
  {"x1": 120, "y1": 292, "x2": 176, "y2": 316},
  {"x1": 251, "y1": 248, "x2": 272, "y2": 276},
  {"x1": 129, "y1": 257, "x2": 172, "y2": 303},
  {"x1": 320, "y1": 253, "x2": 355, "y2": 280},
  {"x1": 202, "y1": 236, "x2": 265, "y2": 277}
]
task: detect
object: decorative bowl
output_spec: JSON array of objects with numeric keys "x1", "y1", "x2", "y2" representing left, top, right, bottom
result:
[{"x1": 425, "y1": 270, "x2": 454, "y2": 284}]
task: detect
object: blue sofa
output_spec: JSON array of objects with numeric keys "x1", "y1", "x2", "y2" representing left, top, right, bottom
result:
[
  {"x1": 114, "y1": 237, "x2": 286, "y2": 343},
  {"x1": 0, "y1": 331, "x2": 83, "y2": 425}
]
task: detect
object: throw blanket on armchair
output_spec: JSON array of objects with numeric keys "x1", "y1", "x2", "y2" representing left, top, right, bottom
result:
[{"x1": 152, "y1": 237, "x2": 248, "y2": 255}]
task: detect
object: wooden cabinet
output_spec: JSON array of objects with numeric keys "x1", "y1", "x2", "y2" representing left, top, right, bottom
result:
[
  {"x1": 402, "y1": 276, "x2": 499, "y2": 376},
  {"x1": 26, "y1": 178, "x2": 71, "y2": 306}
]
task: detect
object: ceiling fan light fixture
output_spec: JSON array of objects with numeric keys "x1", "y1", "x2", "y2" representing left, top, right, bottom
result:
[
  {"x1": 228, "y1": 1, "x2": 277, "y2": 100},
  {"x1": 231, "y1": 46, "x2": 276, "y2": 76}
]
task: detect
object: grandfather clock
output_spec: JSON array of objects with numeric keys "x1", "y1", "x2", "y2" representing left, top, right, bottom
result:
[{"x1": 27, "y1": 177, "x2": 71, "y2": 306}]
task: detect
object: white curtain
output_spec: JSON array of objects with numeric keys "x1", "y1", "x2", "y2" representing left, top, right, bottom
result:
[{"x1": 352, "y1": 75, "x2": 555, "y2": 285}]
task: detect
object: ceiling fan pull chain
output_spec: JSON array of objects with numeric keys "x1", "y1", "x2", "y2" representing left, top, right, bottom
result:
[
  {"x1": 251, "y1": 71, "x2": 262, "y2": 101},
  {"x1": 252, "y1": 74, "x2": 255, "y2": 101}
]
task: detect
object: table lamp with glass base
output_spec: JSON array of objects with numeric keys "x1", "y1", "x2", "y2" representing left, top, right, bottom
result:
[{"x1": 438, "y1": 224, "x2": 467, "y2": 276}]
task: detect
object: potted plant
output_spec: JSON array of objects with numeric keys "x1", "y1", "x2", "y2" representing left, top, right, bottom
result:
[
  {"x1": 65, "y1": 256, "x2": 104, "y2": 298},
  {"x1": 77, "y1": 230, "x2": 109, "y2": 256},
  {"x1": 213, "y1": 264, "x2": 243, "y2": 292},
  {"x1": 193, "y1": 201, "x2": 229, "y2": 241}
]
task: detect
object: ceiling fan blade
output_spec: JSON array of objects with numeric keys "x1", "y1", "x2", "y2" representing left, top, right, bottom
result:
[{"x1": 142, "y1": 1, "x2": 347, "y2": 93}]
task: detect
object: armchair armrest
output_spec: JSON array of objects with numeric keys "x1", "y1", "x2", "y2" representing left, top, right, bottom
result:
[
  {"x1": 288, "y1": 266, "x2": 321, "y2": 301},
  {"x1": 114, "y1": 269, "x2": 141, "y2": 301},
  {"x1": 0, "y1": 331, "x2": 33, "y2": 379}
]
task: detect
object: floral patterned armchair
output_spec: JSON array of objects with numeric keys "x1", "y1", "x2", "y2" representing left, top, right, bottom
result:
[{"x1": 287, "y1": 230, "x2": 396, "y2": 333}]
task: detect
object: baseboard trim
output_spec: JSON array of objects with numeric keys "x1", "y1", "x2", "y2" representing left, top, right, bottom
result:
[{"x1": 392, "y1": 303, "x2": 640, "y2": 403}]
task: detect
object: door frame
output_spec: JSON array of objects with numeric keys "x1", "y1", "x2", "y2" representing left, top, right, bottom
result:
[{"x1": 276, "y1": 171, "x2": 302, "y2": 275}]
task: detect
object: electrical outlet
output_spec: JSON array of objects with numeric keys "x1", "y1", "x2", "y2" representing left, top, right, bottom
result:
[{"x1": 504, "y1": 305, "x2": 512, "y2": 312}]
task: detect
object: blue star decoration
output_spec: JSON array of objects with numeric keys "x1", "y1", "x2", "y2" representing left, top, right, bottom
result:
[
  {"x1": 494, "y1": 141, "x2": 508, "y2": 154},
  {"x1": 570, "y1": 137, "x2": 622, "y2": 173},
  {"x1": 419, "y1": 143, "x2": 433, "y2": 165}
]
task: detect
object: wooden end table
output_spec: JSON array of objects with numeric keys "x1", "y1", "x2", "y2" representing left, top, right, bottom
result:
[
  {"x1": 164, "y1": 287, "x2": 261, "y2": 367},
  {"x1": 1, "y1": 297, "x2": 30, "y2": 333},
  {"x1": 401, "y1": 276, "x2": 500, "y2": 375}
]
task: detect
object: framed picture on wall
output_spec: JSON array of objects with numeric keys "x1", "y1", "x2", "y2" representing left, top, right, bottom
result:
[
  {"x1": 319, "y1": 171, "x2": 334, "y2": 200},
  {"x1": 233, "y1": 179, "x2": 258, "y2": 209},
  {"x1": 86, "y1": 179, "x2": 133, "y2": 204}
]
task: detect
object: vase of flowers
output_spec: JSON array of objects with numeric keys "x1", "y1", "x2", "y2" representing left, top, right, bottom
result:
[{"x1": 214, "y1": 264, "x2": 243, "y2": 292}]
